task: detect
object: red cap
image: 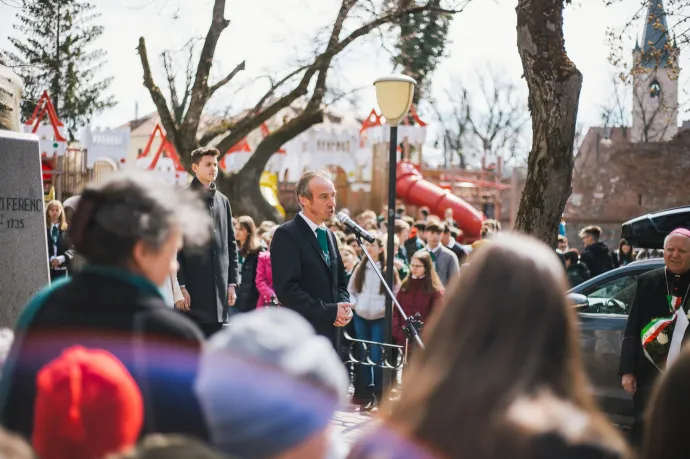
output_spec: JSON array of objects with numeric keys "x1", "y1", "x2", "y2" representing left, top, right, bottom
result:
[{"x1": 32, "y1": 346, "x2": 143, "y2": 459}]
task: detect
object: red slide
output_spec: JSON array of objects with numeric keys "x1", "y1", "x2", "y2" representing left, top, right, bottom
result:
[{"x1": 396, "y1": 161, "x2": 485, "y2": 241}]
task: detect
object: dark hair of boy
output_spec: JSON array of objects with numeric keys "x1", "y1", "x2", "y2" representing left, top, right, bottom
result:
[
  {"x1": 563, "y1": 249, "x2": 580, "y2": 264},
  {"x1": 425, "y1": 223, "x2": 443, "y2": 234},
  {"x1": 190, "y1": 147, "x2": 220, "y2": 166}
]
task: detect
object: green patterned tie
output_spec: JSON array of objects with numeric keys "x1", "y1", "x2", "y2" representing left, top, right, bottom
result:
[
  {"x1": 51, "y1": 225, "x2": 58, "y2": 243},
  {"x1": 316, "y1": 228, "x2": 330, "y2": 264},
  {"x1": 428, "y1": 248, "x2": 437, "y2": 268}
]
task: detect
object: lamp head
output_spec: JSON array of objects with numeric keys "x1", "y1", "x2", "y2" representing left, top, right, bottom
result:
[{"x1": 373, "y1": 74, "x2": 416, "y2": 126}]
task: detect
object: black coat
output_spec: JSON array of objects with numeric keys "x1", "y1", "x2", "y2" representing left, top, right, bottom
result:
[
  {"x1": 46, "y1": 224, "x2": 70, "y2": 265},
  {"x1": 270, "y1": 214, "x2": 349, "y2": 346},
  {"x1": 0, "y1": 266, "x2": 208, "y2": 441},
  {"x1": 620, "y1": 268, "x2": 690, "y2": 436},
  {"x1": 580, "y1": 242, "x2": 615, "y2": 278},
  {"x1": 449, "y1": 243, "x2": 467, "y2": 265},
  {"x1": 177, "y1": 179, "x2": 239, "y2": 324},
  {"x1": 567, "y1": 262, "x2": 591, "y2": 288},
  {"x1": 235, "y1": 246, "x2": 265, "y2": 312}
]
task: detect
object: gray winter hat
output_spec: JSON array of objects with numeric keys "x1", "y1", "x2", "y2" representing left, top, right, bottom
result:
[{"x1": 194, "y1": 308, "x2": 349, "y2": 459}]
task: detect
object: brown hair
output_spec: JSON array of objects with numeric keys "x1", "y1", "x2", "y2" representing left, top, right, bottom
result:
[
  {"x1": 401, "y1": 251, "x2": 443, "y2": 295},
  {"x1": 394, "y1": 219, "x2": 410, "y2": 235},
  {"x1": 385, "y1": 233, "x2": 629, "y2": 458},
  {"x1": 237, "y1": 216, "x2": 261, "y2": 257},
  {"x1": 351, "y1": 235, "x2": 400, "y2": 295},
  {"x1": 579, "y1": 225, "x2": 602, "y2": 241},
  {"x1": 424, "y1": 222, "x2": 443, "y2": 234},
  {"x1": 644, "y1": 345, "x2": 690, "y2": 459},
  {"x1": 190, "y1": 147, "x2": 220, "y2": 166},
  {"x1": 296, "y1": 170, "x2": 332, "y2": 204},
  {"x1": 45, "y1": 200, "x2": 68, "y2": 231},
  {"x1": 345, "y1": 233, "x2": 357, "y2": 246}
]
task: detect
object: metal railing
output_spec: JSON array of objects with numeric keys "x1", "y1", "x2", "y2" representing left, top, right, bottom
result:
[{"x1": 343, "y1": 330, "x2": 407, "y2": 370}]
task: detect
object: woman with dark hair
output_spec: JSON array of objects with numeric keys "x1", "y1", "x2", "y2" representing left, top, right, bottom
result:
[
  {"x1": 0, "y1": 172, "x2": 211, "y2": 442},
  {"x1": 392, "y1": 251, "x2": 443, "y2": 346},
  {"x1": 348, "y1": 235, "x2": 400, "y2": 409},
  {"x1": 644, "y1": 345, "x2": 690, "y2": 459},
  {"x1": 614, "y1": 239, "x2": 634, "y2": 268},
  {"x1": 349, "y1": 233, "x2": 631, "y2": 459},
  {"x1": 234, "y1": 216, "x2": 265, "y2": 313}
]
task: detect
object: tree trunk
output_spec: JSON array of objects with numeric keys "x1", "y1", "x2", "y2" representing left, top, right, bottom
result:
[
  {"x1": 216, "y1": 172, "x2": 282, "y2": 223},
  {"x1": 514, "y1": 0, "x2": 582, "y2": 245},
  {"x1": 216, "y1": 109, "x2": 324, "y2": 223}
]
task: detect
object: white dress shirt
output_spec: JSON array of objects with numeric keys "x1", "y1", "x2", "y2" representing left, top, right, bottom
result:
[
  {"x1": 299, "y1": 211, "x2": 326, "y2": 238},
  {"x1": 50, "y1": 223, "x2": 66, "y2": 268}
]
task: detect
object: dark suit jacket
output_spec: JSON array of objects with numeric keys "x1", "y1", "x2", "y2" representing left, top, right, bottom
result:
[
  {"x1": 270, "y1": 214, "x2": 349, "y2": 345},
  {"x1": 620, "y1": 268, "x2": 690, "y2": 383},
  {"x1": 177, "y1": 179, "x2": 239, "y2": 324},
  {"x1": 46, "y1": 225, "x2": 69, "y2": 262},
  {"x1": 448, "y1": 243, "x2": 467, "y2": 265}
]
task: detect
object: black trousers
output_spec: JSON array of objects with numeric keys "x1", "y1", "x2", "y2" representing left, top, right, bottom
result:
[
  {"x1": 50, "y1": 270, "x2": 67, "y2": 282},
  {"x1": 197, "y1": 323, "x2": 224, "y2": 339},
  {"x1": 631, "y1": 377, "x2": 655, "y2": 448}
]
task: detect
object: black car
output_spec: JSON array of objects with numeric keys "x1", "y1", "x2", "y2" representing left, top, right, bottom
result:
[{"x1": 567, "y1": 206, "x2": 689, "y2": 430}]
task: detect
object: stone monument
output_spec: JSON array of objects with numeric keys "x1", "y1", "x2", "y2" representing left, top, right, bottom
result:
[{"x1": 0, "y1": 130, "x2": 49, "y2": 328}]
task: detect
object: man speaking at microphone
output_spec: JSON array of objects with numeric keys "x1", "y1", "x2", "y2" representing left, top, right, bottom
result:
[{"x1": 271, "y1": 170, "x2": 353, "y2": 349}]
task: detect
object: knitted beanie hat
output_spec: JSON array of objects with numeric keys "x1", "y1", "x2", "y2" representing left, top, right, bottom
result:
[
  {"x1": 194, "y1": 308, "x2": 349, "y2": 459},
  {"x1": 32, "y1": 346, "x2": 144, "y2": 459}
]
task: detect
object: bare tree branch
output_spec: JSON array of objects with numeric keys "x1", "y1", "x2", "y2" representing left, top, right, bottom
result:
[
  {"x1": 209, "y1": 60, "x2": 246, "y2": 94},
  {"x1": 136, "y1": 37, "x2": 179, "y2": 145},
  {"x1": 214, "y1": 0, "x2": 467, "y2": 156},
  {"x1": 446, "y1": 69, "x2": 530, "y2": 167},
  {"x1": 180, "y1": 0, "x2": 230, "y2": 140}
]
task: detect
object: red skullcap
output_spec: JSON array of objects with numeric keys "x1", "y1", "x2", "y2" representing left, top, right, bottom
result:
[
  {"x1": 32, "y1": 346, "x2": 143, "y2": 459},
  {"x1": 670, "y1": 228, "x2": 690, "y2": 238}
]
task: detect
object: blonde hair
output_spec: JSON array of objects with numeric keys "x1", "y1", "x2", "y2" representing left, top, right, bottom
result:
[{"x1": 45, "y1": 200, "x2": 68, "y2": 231}]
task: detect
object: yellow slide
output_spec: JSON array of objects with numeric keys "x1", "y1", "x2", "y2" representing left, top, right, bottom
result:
[{"x1": 260, "y1": 172, "x2": 286, "y2": 219}]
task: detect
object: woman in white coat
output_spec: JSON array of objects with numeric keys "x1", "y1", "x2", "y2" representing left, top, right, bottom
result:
[{"x1": 347, "y1": 235, "x2": 400, "y2": 408}]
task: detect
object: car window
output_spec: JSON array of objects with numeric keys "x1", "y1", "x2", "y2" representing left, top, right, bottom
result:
[{"x1": 580, "y1": 273, "x2": 640, "y2": 315}]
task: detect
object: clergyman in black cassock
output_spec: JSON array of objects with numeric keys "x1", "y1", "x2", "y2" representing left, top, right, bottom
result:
[{"x1": 620, "y1": 229, "x2": 690, "y2": 447}]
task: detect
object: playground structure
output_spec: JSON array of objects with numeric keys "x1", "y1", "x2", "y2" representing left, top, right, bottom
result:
[{"x1": 396, "y1": 161, "x2": 485, "y2": 240}]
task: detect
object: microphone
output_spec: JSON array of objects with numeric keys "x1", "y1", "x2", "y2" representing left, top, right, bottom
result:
[{"x1": 337, "y1": 212, "x2": 376, "y2": 243}]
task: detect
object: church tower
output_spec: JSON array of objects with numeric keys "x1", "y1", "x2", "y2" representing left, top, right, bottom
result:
[{"x1": 631, "y1": 0, "x2": 679, "y2": 143}]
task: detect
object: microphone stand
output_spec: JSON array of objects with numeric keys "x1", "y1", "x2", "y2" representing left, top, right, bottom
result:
[{"x1": 354, "y1": 235, "x2": 424, "y2": 349}]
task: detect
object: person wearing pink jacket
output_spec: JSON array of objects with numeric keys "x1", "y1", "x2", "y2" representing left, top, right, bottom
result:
[{"x1": 256, "y1": 227, "x2": 277, "y2": 308}]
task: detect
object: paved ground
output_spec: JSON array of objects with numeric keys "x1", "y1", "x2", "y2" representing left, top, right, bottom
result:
[{"x1": 332, "y1": 404, "x2": 375, "y2": 445}]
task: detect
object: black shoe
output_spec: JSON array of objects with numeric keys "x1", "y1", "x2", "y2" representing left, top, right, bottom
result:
[{"x1": 362, "y1": 393, "x2": 378, "y2": 412}]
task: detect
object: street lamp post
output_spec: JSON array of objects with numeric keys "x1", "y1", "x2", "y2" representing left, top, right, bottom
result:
[{"x1": 373, "y1": 74, "x2": 416, "y2": 398}]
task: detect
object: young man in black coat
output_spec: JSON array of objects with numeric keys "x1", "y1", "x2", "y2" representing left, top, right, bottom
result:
[
  {"x1": 177, "y1": 148, "x2": 239, "y2": 338},
  {"x1": 620, "y1": 229, "x2": 690, "y2": 446},
  {"x1": 270, "y1": 170, "x2": 353, "y2": 349},
  {"x1": 578, "y1": 225, "x2": 615, "y2": 278}
]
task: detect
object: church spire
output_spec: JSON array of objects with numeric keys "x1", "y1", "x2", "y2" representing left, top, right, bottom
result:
[{"x1": 639, "y1": 0, "x2": 672, "y2": 68}]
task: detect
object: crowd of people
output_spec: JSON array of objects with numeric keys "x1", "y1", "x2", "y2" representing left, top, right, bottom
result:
[{"x1": 0, "y1": 146, "x2": 688, "y2": 458}]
